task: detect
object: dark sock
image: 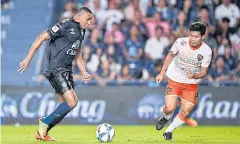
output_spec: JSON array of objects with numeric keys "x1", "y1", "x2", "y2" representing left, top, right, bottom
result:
[
  {"x1": 47, "y1": 113, "x2": 67, "y2": 132},
  {"x1": 43, "y1": 102, "x2": 72, "y2": 128}
]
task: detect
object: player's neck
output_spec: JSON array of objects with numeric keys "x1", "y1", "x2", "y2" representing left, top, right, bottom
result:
[
  {"x1": 73, "y1": 17, "x2": 78, "y2": 22},
  {"x1": 189, "y1": 40, "x2": 202, "y2": 50},
  {"x1": 73, "y1": 17, "x2": 81, "y2": 25}
]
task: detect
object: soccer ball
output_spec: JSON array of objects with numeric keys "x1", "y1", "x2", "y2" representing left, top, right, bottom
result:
[{"x1": 96, "y1": 123, "x2": 115, "y2": 142}]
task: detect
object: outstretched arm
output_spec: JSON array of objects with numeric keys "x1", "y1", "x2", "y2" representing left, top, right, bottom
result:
[
  {"x1": 160, "y1": 52, "x2": 175, "y2": 75},
  {"x1": 18, "y1": 31, "x2": 50, "y2": 73},
  {"x1": 156, "y1": 51, "x2": 175, "y2": 83},
  {"x1": 156, "y1": 39, "x2": 180, "y2": 83}
]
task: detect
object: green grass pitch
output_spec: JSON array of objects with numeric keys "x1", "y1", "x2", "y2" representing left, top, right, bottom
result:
[{"x1": 1, "y1": 125, "x2": 240, "y2": 144}]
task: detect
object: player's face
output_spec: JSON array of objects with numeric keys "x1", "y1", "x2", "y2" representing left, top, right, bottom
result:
[
  {"x1": 79, "y1": 12, "x2": 93, "y2": 28},
  {"x1": 189, "y1": 31, "x2": 203, "y2": 47}
]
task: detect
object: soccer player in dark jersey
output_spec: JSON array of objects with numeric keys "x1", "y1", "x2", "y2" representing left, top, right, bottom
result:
[{"x1": 18, "y1": 7, "x2": 93, "y2": 141}]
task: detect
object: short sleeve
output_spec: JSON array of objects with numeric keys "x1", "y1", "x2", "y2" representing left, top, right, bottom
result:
[
  {"x1": 201, "y1": 49, "x2": 212, "y2": 68},
  {"x1": 47, "y1": 19, "x2": 69, "y2": 40},
  {"x1": 170, "y1": 38, "x2": 180, "y2": 55}
]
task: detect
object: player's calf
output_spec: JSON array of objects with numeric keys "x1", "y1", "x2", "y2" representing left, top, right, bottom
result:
[{"x1": 163, "y1": 104, "x2": 175, "y2": 115}]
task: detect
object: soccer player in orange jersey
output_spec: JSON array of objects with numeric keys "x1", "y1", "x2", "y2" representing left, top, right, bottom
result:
[{"x1": 155, "y1": 22, "x2": 212, "y2": 140}]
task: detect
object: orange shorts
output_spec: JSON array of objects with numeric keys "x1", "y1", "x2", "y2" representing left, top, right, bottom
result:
[{"x1": 165, "y1": 79, "x2": 198, "y2": 105}]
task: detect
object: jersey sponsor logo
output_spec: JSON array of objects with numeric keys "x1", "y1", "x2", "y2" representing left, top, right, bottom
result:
[
  {"x1": 67, "y1": 40, "x2": 81, "y2": 56},
  {"x1": 72, "y1": 40, "x2": 80, "y2": 49},
  {"x1": 51, "y1": 25, "x2": 59, "y2": 33},
  {"x1": 70, "y1": 28, "x2": 76, "y2": 34},
  {"x1": 179, "y1": 55, "x2": 201, "y2": 66},
  {"x1": 197, "y1": 54, "x2": 203, "y2": 61},
  {"x1": 67, "y1": 49, "x2": 77, "y2": 55},
  {"x1": 166, "y1": 87, "x2": 172, "y2": 94},
  {"x1": 180, "y1": 40, "x2": 187, "y2": 46},
  {"x1": 175, "y1": 54, "x2": 202, "y2": 75}
]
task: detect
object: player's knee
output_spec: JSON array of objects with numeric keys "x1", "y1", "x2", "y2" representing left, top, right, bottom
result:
[
  {"x1": 67, "y1": 98, "x2": 78, "y2": 108},
  {"x1": 64, "y1": 90, "x2": 78, "y2": 108},
  {"x1": 164, "y1": 105, "x2": 175, "y2": 114}
]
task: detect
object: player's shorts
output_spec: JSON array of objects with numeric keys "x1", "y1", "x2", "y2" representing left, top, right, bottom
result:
[
  {"x1": 46, "y1": 71, "x2": 74, "y2": 95},
  {"x1": 165, "y1": 79, "x2": 198, "y2": 105}
]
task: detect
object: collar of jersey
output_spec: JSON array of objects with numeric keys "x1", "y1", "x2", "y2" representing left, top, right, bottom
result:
[{"x1": 71, "y1": 19, "x2": 81, "y2": 30}]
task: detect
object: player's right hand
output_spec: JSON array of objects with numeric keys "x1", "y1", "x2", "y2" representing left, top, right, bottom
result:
[
  {"x1": 18, "y1": 58, "x2": 31, "y2": 74},
  {"x1": 156, "y1": 73, "x2": 164, "y2": 83},
  {"x1": 82, "y1": 71, "x2": 92, "y2": 83}
]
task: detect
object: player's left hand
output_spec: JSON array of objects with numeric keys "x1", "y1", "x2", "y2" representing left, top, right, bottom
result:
[{"x1": 82, "y1": 71, "x2": 91, "y2": 83}]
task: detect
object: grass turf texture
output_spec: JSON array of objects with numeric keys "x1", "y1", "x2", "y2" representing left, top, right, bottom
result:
[{"x1": 1, "y1": 125, "x2": 240, "y2": 144}]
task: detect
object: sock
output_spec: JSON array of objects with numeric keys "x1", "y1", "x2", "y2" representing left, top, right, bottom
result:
[
  {"x1": 47, "y1": 113, "x2": 67, "y2": 132},
  {"x1": 43, "y1": 102, "x2": 72, "y2": 128},
  {"x1": 165, "y1": 114, "x2": 185, "y2": 133},
  {"x1": 46, "y1": 103, "x2": 70, "y2": 132},
  {"x1": 161, "y1": 106, "x2": 173, "y2": 120}
]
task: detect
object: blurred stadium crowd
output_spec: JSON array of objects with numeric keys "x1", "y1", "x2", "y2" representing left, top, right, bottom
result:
[{"x1": 4, "y1": 0, "x2": 240, "y2": 86}]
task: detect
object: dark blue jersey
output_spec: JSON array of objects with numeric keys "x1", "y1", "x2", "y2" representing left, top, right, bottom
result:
[{"x1": 43, "y1": 19, "x2": 85, "y2": 76}]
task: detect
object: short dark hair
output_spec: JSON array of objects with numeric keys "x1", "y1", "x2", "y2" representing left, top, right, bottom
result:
[
  {"x1": 155, "y1": 26, "x2": 163, "y2": 31},
  {"x1": 200, "y1": 5, "x2": 209, "y2": 11},
  {"x1": 189, "y1": 22, "x2": 207, "y2": 36},
  {"x1": 215, "y1": 55, "x2": 225, "y2": 63},
  {"x1": 77, "y1": 6, "x2": 92, "y2": 14},
  {"x1": 222, "y1": 17, "x2": 230, "y2": 23}
]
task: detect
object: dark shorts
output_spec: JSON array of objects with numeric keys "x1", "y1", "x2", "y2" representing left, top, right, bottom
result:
[{"x1": 46, "y1": 71, "x2": 74, "y2": 95}]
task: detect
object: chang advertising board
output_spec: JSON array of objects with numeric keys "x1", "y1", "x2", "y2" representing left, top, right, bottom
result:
[
  {"x1": 194, "y1": 92, "x2": 240, "y2": 125},
  {"x1": 132, "y1": 87, "x2": 240, "y2": 125},
  {"x1": 1, "y1": 91, "x2": 106, "y2": 124},
  {"x1": 1, "y1": 86, "x2": 240, "y2": 125}
]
